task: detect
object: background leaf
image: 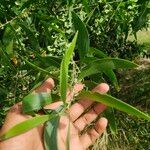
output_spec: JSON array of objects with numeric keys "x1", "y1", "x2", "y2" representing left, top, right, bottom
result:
[
  {"x1": 83, "y1": 58, "x2": 139, "y2": 69},
  {"x1": 2, "y1": 25, "x2": 14, "y2": 55},
  {"x1": 103, "y1": 69, "x2": 119, "y2": 91},
  {"x1": 78, "y1": 91, "x2": 150, "y2": 121},
  {"x1": 104, "y1": 108, "x2": 117, "y2": 134},
  {"x1": 88, "y1": 47, "x2": 107, "y2": 58},
  {"x1": 20, "y1": 56, "x2": 58, "y2": 80},
  {"x1": 81, "y1": 0, "x2": 90, "y2": 13},
  {"x1": 19, "y1": 22, "x2": 40, "y2": 51},
  {"x1": 79, "y1": 58, "x2": 138, "y2": 81},
  {"x1": 72, "y1": 11, "x2": 89, "y2": 59}
]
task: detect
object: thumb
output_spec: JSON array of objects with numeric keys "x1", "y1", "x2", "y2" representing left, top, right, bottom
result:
[{"x1": 33, "y1": 78, "x2": 54, "y2": 93}]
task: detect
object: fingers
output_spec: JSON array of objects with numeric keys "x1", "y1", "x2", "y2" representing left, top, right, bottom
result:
[
  {"x1": 1, "y1": 78, "x2": 55, "y2": 134},
  {"x1": 94, "y1": 83, "x2": 110, "y2": 94},
  {"x1": 34, "y1": 78, "x2": 54, "y2": 93},
  {"x1": 80, "y1": 117, "x2": 108, "y2": 149},
  {"x1": 0, "y1": 102, "x2": 44, "y2": 149},
  {"x1": 58, "y1": 116, "x2": 83, "y2": 150},
  {"x1": 44, "y1": 101, "x2": 63, "y2": 110},
  {"x1": 69, "y1": 83, "x2": 109, "y2": 122},
  {"x1": 73, "y1": 104, "x2": 106, "y2": 132},
  {"x1": 6, "y1": 78, "x2": 55, "y2": 118},
  {"x1": 44, "y1": 83, "x2": 84, "y2": 110}
]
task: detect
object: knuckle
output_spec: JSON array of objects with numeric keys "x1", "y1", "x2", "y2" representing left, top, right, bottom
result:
[{"x1": 9, "y1": 102, "x2": 22, "y2": 113}]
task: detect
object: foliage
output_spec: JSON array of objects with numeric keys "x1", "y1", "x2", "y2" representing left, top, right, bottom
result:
[
  {"x1": 0, "y1": 0, "x2": 150, "y2": 149},
  {"x1": 113, "y1": 58, "x2": 150, "y2": 108},
  {"x1": 0, "y1": 33, "x2": 150, "y2": 150},
  {"x1": 92, "y1": 113, "x2": 150, "y2": 150},
  {"x1": 99, "y1": 58, "x2": 150, "y2": 150}
]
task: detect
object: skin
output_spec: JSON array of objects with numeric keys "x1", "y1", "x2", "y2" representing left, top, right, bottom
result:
[{"x1": 0, "y1": 78, "x2": 109, "y2": 150}]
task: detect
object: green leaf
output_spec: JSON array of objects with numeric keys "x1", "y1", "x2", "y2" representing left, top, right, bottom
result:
[
  {"x1": 88, "y1": 47, "x2": 107, "y2": 58},
  {"x1": 78, "y1": 91, "x2": 150, "y2": 121},
  {"x1": 60, "y1": 32, "x2": 78, "y2": 104},
  {"x1": 0, "y1": 45, "x2": 16, "y2": 71},
  {"x1": 19, "y1": 23, "x2": 40, "y2": 51},
  {"x1": 85, "y1": 8, "x2": 96, "y2": 24},
  {"x1": 84, "y1": 58, "x2": 139, "y2": 69},
  {"x1": 67, "y1": 0, "x2": 74, "y2": 6},
  {"x1": 79, "y1": 65, "x2": 100, "y2": 80},
  {"x1": 83, "y1": 81, "x2": 97, "y2": 90},
  {"x1": 79, "y1": 58, "x2": 138, "y2": 80},
  {"x1": 19, "y1": 0, "x2": 35, "y2": 11},
  {"x1": 20, "y1": 56, "x2": 58, "y2": 80},
  {"x1": 79, "y1": 63, "x2": 119, "y2": 89},
  {"x1": 22, "y1": 93, "x2": 52, "y2": 114},
  {"x1": 72, "y1": 11, "x2": 89, "y2": 59},
  {"x1": 44, "y1": 116, "x2": 60, "y2": 150},
  {"x1": 40, "y1": 56, "x2": 62, "y2": 68},
  {"x1": 2, "y1": 26, "x2": 14, "y2": 55},
  {"x1": 103, "y1": 69, "x2": 119, "y2": 91},
  {"x1": 104, "y1": 108, "x2": 117, "y2": 134},
  {"x1": 101, "y1": 58, "x2": 139, "y2": 69},
  {"x1": 44, "y1": 105, "x2": 64, "y2": 150},
  {"x1": 5, "y1": 40, "x2": 13, "y2": 54},
  {"x1": 0, "y1": 115, "x2": 57, "y2": 141},
  {"x1": 81, "y1": 0, "x2": 90, "y2": 13}
]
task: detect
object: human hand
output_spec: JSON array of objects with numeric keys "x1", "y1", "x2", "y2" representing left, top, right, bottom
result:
[{"x1": 0, "y1": 78, "x2": 109, "y2": 150}]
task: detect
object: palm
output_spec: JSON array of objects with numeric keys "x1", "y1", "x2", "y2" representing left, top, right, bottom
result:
[{"x1": 0, "y1": 78, "x2": 109, "y2": 150}]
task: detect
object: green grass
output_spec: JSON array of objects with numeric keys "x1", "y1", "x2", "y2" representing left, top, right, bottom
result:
[
  {"x1": 136, "y1": 29, "x2": 150, "y2": 54},
  {"x1": 128, "y1": 28, "x2": 150, "y2": 44},
  {"x1": 137, "y1": 30, "x2": 150, "y2": 44}
]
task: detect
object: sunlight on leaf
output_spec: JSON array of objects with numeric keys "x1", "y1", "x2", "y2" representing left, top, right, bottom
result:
[
  {"x1": 0, "y1": 115, "x2": 57, "y2": 141},
  {"x1": 60, "y1": 32, "x2": 78, "y2": 104}
]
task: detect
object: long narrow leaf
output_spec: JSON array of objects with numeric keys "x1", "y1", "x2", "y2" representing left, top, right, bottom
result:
[
  {"x1": 104, "y1": 108, "x2": 117, "y2": 134},
  {"x1": 44, "y1": 116, "x2": 60, "y2": 150},
  {"x1": 88, "y1": 47, "x2": 107, "y2": 58},
  {"x1": 103, "y1": 69, "x2": 119, "y2": 91},
  {"x1": 91, "y1": 58, "x2": 139, "y2": 69},
  {"x1": 79, "y1": 58, "x2": 138, "y2": 80},
  {"x1": 72, "y1": 12, "x2": 89, "y2": 59},
  {"x1": 21, "y1": 56, "x2": 58, "y2": 80},
  {"x1": 60, "y1": 32, "x2": 78, "y2": 103},
  {"x1": 44, "y1": 105, "x2": 64, "y2": 150},
  {"x1": 79, "y1": 65, "x2": 100, "y2": 80},
  {"x1": 78, "y1": 91, "x2": 150, "y2": 121},
  {"x1": 0, "y1": 115, "x2": 57, "y2": 141}
]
